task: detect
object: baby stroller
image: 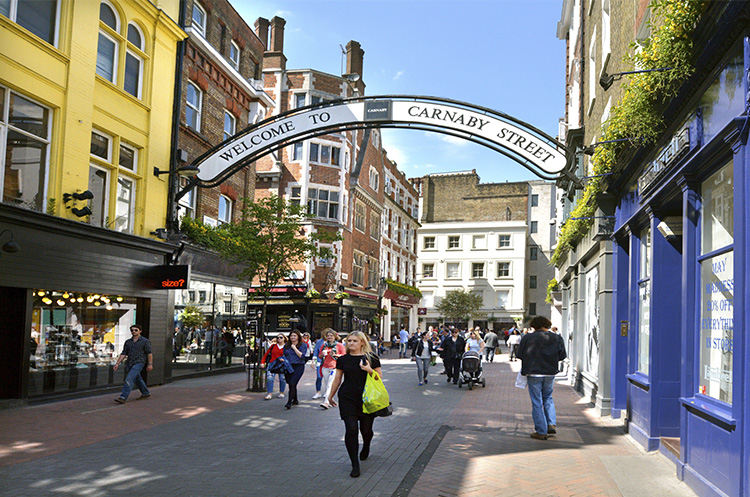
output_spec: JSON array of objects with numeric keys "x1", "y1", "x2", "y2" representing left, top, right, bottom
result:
[{"x1": 457, "y1": 350, "x2": 485, "y2": 390}]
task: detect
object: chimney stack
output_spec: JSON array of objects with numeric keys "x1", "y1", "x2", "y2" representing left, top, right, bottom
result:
[
  {"x1": 263, "y1": 16, "x2": 287, "y2": 71},
  {"x1": 344, "y1": 40, "x2": 365, "y2": 95},
  {"x1": 254, "y1": 18, "x2": 269, "y2": 49},
  {"x1": 269, "y1": 16, "x2": 286, "y2": 53}
]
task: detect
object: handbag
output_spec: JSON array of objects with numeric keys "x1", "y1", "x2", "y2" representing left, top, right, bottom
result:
[
  {"x1": 372, "y1": 402, "x2": 393, "y2": 417},
  {"x1": 362, "y1": 371, "x2": 390, "y2": 414}
]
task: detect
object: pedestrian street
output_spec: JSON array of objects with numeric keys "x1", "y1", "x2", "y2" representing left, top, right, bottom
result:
[{"x1": 0, "y1": 350, "x2": 695, "y2": 497}]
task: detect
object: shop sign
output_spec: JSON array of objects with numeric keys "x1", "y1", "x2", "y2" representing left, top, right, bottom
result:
[
  {"x1": 417, "y1": 307, "x2": 427, "y2": 315},
  {"x1": 638, "y1": 127, "x2": 690, "y2": 195},
  {"x1": 277, "y1": 313, "x2": 292, "y2": 330},
  {"x1": 143, "y1": 264, "x2": 191, "y2": 289}
]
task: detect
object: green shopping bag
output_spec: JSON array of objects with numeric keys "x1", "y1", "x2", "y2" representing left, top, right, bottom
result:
[{"x1": 362, "y1": 371, "x2": 390, "y2": 414}]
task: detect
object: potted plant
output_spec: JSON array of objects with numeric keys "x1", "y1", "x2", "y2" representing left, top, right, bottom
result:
[
  {"x1": 305, "y1": 288, "x2": 320, "y2": 299},
  {"x1": 334, "y1": 290, "x2": 349, "y2": 300}
]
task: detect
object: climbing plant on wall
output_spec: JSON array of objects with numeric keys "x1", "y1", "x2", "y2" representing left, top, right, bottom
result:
[{"x1": 551, "y1": 0, "x2": 705, "y2": 266}]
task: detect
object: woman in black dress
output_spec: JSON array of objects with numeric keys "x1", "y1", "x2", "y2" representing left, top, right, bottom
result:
[{"x1": 327, "y1": 331, "x2": 382, "y2": 478}]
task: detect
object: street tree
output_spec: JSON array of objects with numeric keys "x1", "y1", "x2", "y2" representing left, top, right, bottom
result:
[
  {"x1": 436, "y1": 290, "x2": 483, "y2": 324},
  {"x1": 184, "y1": 194, "x2": 340, "y2": 391},
  {"x1": 179, "y1": 304, "x2": 204, "y2": 330}
]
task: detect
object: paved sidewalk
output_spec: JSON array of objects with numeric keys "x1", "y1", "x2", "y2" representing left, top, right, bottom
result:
[{"x1": 0, "y1": 351, "x2": 696, "y2": 497}]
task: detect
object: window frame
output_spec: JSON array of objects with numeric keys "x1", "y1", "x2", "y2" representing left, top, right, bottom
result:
[
  {"x1": 191, "y1": 0, "x2": 207, "y2": 36},
  {"x1": 445, "y1": 262, "x2": 461, "y2": 279},
  {"x1": 498, "y1": 234, "x2": 511, "y2": 248},
  {"x1": 3, "y1": 0, "x2": 60, "y2": 46},
  {"x1": 308, "y1": 188, "x2": 340, "y2": 220},
  {"x1": 530, "y1": 246, "x2": 538, "y2": 260},
  {"x1": 496, "y1": 261, "x2": 510, "y2": 278},
  {"x1": 471, "y1": 262, "x2": 485, "y2": 279},
  {"x1": 186, "y1": 81, "x2": 202, "y2": 131},
  {"x1": 354, "y1": 201, "x2": 366, "y2": 232},
  {"x1": 421, "y1": 263, "x2": 435, "y2": 279},
  {"x1": 229, "y1": 40, "x2": 241, "y2": 70},
  {"x1": 447, "y1": 235, "x2": 461, "y2": 249},
  {"x1": 423, "y1": 236, "x2": 436, "y2": 250},
  {"x1": 218, "y1": 195, "x2": 232, "y2": 224},
  {"x1": 223, "y1": 110, "x2": 236, "y2": 141}
]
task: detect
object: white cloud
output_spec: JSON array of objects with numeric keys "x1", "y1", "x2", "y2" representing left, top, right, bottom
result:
[
  {"x1": 393, "y1": 70, "x2": 405, "y2": 81},
  {"x1": 439, "y1": 134, "x2": 468, "y2": 146}
]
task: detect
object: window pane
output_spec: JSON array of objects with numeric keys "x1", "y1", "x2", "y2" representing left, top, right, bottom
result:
[
  {"x1": 329, "y1": 202, "x2": 338, "y2": 219},
  {"x1": 124, "y1": 52, "x2": 141, "y2": 98},
  {"x1": 637, "y1": 280, "x2": 650, "y2": 374},
  {"x1": 531, "y1": 194, "x2": 538, "y2": 207},
  {"x1": 321, "y1": 145, "x2": 330, "y2": 164},
  {"x1": 191, "y1": 3, "x2": 205, "y2": 33},
  {"x1": 0, "y1": 0, "x2": 9, "y2": 17},
  {"x1": 90, "y1": 132, "x2": 109, "y2": 160},
  {"x1": 218, "y1": 196, "x2": 231, "y2": 223},
  {"x1": 295, "y1": 94, "x2": 306, "y2": 108},
  {"x1": 223, "y1": 112, "x2": 235, "y2": 141},
  {"x1": 309, "y1": 143, "x2": 319, "y2": 162},
  {"x1": 10, "y1": 94, "x2": 49, "y2": 139},
  {"x1": 699, "y1": 251, "x2": 733, "y2": 403},
  {"x1": 701, "y1": 161, "x2": 734, "y2": 254},
  {"x1": 88, "y1": 166, "x2": 108, "y2": 227},
  {"x1": 17, "y1": 0, "x2": 57, "y2": 45},
  {"x1": 96, "y1": 33, "x2": 116, "y2": 82},
  {"x1": 119, "y1": 144, "x2": 136, "y2": 171},
  {"x1": 3, "y1": 130, "x2": 48, "y2": 211},
  {"x1": 127, "y1": 23, "x2": 142, "y2": 48},
  {"x1": 115, "y1": 176, "x2": 133, "y2": 233},
  {"x1": 292, "y1": 142, "x2": 303, "y2": 161},
  {"x1": 99, "y1": 2, "x2": 117, "y2": 29},
  {"x1": 331, "y1": 147, "x2": 340, "y2": 165}
]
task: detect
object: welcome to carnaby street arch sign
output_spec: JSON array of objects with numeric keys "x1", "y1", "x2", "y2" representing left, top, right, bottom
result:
[{"x1": 176, "y1": 95, "x2": 572, "y2": 200}]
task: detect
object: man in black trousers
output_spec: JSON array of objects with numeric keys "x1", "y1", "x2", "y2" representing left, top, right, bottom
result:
[{"x1": 437, "y1": 328, "x2": 465, "y2": 384}]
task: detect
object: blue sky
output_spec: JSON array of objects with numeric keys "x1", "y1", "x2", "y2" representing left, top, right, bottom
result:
[{"x1": 234, "y1": 0, "x2": 566, "y2": 184}]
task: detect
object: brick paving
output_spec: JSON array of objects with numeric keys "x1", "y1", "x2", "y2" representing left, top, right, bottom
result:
[{"x1": 0, "y1": 349, "x2": 696, "y2": 496}]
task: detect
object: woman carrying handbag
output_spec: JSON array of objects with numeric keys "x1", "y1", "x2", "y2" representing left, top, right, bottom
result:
[{"x1": 327, "y1": 331, "x2": 382, "y2": 478}]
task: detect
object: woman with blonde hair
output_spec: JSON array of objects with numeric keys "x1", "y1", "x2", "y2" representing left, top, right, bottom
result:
[{"x1": 327, "y1": 331, "x2": 382, "y2": 478}]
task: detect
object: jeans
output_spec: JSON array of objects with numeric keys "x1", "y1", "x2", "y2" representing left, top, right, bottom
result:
[
  {"x1": 399, "y1": 342, "x2": 408, "y2": 357},
  {"x1": 321, "y1": 367, "x2": 336, "y2": 400},
  {"x1": 266, "y1": 371, "x2": 286, "y2": 394},
  {"x1": 415, "y1": 357, "x2": 430, "y2": 383},
  {"x1": 120, "y1": 362, "x2": 150, "y2": 400},
  {"x1": 526, "y1": 376, "x2": 557, "y2": 435},
  {"x1": 315, "y1": 364, "x2": 323, "y2": 392},
  {"x1": 483, "y1": 346, "x2": 495, "y2": 362}
]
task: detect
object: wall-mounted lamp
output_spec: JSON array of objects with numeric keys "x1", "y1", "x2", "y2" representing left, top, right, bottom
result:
[
  {"x1": 154, "y1": 164, "x2": 200, "y2": 177},
  {"x1": 599, "y1": 67, "x2": 672, "y2": 91},
  {"x1": 0, "y1": 229, "x2": 20, "y2": 255}
]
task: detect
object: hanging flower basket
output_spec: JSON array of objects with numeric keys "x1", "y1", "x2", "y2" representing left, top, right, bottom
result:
[{"x1": 305, "y1": 289, "x2": 320, "y2": 299}]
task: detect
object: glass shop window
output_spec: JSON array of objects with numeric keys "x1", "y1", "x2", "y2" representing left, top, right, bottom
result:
[
  {"x1": 637, "y1": 226, "x2": 651, "y2": 375},
  {"x1": 28, "y1": 289, "x2": 142, "y2": 397},
  {"x1": 698, "y1": 159, "x2": 733, "y2": 404}
]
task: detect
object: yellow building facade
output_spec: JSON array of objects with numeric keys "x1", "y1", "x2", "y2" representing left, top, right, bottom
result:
[{"x1": 0, "y1": 0, "x2": 185, "y2": 236}]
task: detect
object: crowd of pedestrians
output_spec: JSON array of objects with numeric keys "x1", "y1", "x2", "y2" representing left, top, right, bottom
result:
[{"x1": 253, "y1": 318, "x2": 566, "y2": 477}]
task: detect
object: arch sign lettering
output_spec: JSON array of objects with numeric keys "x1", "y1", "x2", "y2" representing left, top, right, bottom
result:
[{"x1": 177, "y1": 96, "x2": 571, "y2": 199}]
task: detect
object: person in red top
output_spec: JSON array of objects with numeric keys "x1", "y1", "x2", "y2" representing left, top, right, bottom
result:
[
  {"x1": 261, "y1": 334, "x2": 287, "y2": 400},
  {"x1": 318, "y1": 329, "x2": 345, "y2": 409}
]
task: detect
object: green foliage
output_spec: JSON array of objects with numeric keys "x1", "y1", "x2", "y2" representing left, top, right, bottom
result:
[
  {"x1": 551, "y1": 0, "x2": 704, "y2": 266},
  {"x1": 305, "y1": 289, "x2": 321, "y2": 298},
  {"x1": 545, "y1": 278, "x2": 559, "y2": 304},
  {"x1": 436, "y1": 289, "x2": 483, "y2": 323},
  {"x1": 179, "y1": 304, "x2": 205, "y2": 329},
  {"x1": 384, "y1": 278, "x2": 422, "y2": 299}
]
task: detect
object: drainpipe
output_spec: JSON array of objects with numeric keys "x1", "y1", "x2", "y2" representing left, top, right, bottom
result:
[{"x1": 166, "y1": 0, "x2": 188, "y2": 234}]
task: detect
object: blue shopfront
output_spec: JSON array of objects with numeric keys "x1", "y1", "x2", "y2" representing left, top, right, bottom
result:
[{"x1": 608, "y1": 33, "x2": 748, "y2": 497}]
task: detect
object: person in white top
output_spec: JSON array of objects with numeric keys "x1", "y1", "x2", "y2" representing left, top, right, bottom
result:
[{"x1": 508, "y1": 330, "x2": 522, "y2": 361}]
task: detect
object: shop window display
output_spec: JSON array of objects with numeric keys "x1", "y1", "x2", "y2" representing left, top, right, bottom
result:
[
  {"x1": 698, "y1": 160, "x2": 733, "y2": 403},
  {"x1": 28, "y1": 289, "x2": 140, "y2": 396}
]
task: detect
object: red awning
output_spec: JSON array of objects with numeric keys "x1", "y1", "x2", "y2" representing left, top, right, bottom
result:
[{"x1": 346, "y1": 289, "x2": 378, "y2": 300}]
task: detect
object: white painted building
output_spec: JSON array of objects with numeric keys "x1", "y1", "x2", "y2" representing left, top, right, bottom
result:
[{"x1": 417, "y1": 221, "x2": 527, "y2": 331}]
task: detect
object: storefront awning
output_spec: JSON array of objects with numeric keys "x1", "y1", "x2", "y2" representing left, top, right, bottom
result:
[{"x1": 383, "y1": 288, "x2": 419, "y2": 306}]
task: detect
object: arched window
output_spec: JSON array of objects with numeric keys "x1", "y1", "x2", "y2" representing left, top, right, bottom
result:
[
  {"x1": 124, "y1": 22, "x2": 144, "y2": 98},
  {"x1": 96, "y1": 1, "x2": 120, "y2": 82}
]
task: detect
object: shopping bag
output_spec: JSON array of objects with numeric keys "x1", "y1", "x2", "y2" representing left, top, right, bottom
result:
[
  {"x1": 362, "y1": 371, "x2": 390, "y2": 414},
  {"x1": 515, "y1": 371, "x2": 527, "y2": 389}
]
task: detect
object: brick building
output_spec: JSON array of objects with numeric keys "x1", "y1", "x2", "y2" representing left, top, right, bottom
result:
[
  {"x1": 252, "y1": 19, "x2": 419, "y2": 341},
  {"x1": 171, "y1": 0, "x2": 274, "y2": 375}
]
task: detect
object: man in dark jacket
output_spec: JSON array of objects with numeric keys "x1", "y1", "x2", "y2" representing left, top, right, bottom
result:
[
  {"x1": 437, "y1": 328, "x2": 465, "y2": 384},
  {"x1": 516, "y1": 316, "x2": 566, "y2": 440}
]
